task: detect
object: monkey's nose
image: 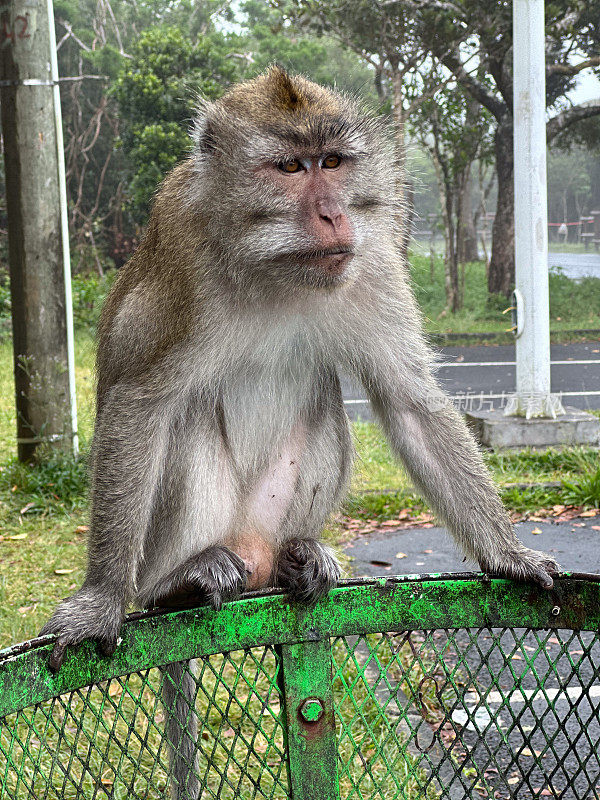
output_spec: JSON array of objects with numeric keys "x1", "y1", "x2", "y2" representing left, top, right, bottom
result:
[{"x1": 316, "y1": 198, "x2": 345, "y2": 232}]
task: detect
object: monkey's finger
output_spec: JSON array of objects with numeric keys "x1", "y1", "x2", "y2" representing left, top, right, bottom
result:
[
  {"x1": 48, "y1": 640, "x2": 68, "y2": 673},
  {"x1": 532, "y1": 568, "x2": 554, "y2": 590},
  {"x1": 99, "y1": 637, "x2": 118, "y2": 658}
]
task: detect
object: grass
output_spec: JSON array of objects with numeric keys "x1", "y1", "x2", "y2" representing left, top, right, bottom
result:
[{"x1": 410, "y1": 253, "x2": 600, "y2": 338}]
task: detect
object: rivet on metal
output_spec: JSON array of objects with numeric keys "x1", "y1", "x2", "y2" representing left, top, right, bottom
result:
[{"x1": 299, "y1": 697, "x2": 324, "y2": 724}]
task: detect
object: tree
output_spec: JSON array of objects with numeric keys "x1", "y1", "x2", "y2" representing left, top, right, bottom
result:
[
  {"x1": 243, "y1": 0, "x2": 377, "y2": 98},
  {"x1": 412, "y1": 67, "x2": 494, "y2": 310},
  {"x1": 411, "y1": 0, "x2": 600, "y2": 295},
  {"x1": 114, "y1": 24, "x2": 245, "y2": 223}
]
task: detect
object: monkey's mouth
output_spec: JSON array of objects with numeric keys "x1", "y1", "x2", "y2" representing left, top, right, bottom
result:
[{"x1": 294, "y1": 247, "x2": 355, "y2": 276}]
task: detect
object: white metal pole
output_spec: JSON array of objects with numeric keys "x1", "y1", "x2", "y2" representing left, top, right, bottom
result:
[
  {"x1": 46, "y1": 0, "x2": 79, "y2": 454},
  {"x1": 505, "y1": 0, "x2": 564, "y2": 419}
]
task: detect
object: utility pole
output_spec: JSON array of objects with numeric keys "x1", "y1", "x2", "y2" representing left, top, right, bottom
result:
[
  {"x1": 505, "y1": 0, "x2": 564, "y2": 419},
  {"x1": 0, "y1": 0, "x2": 78, "y2": 461}
]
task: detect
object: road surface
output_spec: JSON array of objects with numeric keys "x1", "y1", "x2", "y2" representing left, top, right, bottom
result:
[{"x1": 343, "y1": 340, "x2": 600, "y2": 418}]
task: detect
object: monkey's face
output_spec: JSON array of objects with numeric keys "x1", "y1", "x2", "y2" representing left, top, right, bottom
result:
[
  {"x1": 192, "y1": 68, "x2": 395, "y2": 294},
  {"x1": 250, "y1": 153, "x2": 356, "y2": 288}
]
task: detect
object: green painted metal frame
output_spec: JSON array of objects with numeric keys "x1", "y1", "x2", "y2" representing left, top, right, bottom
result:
[{"x1": 1, "y1": 573, "x2": 600, "y2": 799}]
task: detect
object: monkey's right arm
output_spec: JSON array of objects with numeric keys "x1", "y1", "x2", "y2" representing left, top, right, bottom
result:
[{"x1": 40, "y1": 384, "x2": 171, "y2": 670}]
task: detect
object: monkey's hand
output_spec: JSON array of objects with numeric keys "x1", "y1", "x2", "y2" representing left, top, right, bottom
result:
[
  {"x1": 275, "y1": 538, "x2": 341, "y2": 605},
  {"x1": 151, "y1": 546, "x2": 248, "y2": 611},
  {"x1": 40, "y1": 587, "x2": 125, "y2": 672},
  {"x1": 479, "y1": 545, "x2": 560, "y2": 590}
]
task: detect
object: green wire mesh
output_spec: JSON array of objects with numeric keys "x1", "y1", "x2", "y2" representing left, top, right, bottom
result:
[{"x1": 0, "y1": 576, "x2": 599, "y2": 799}]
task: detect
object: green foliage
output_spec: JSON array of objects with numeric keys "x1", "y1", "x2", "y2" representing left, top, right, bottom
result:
[
  {"x1": 344, "y1": 492, "x2": 425, "y2": 522},
  {"x1": 409, "y1": 252, "x2": 600, "y2": 335},
  {"x1": 71, "y1": 270, "x2": 118, "y2": 331},
  {"x1": 243, "y1": 1, "x2": 377, "y2": 100},
  {"x1": 114, "y1": 24, "x2": 245, "y2": 221},
  {"x1": 563, "y1": 468, "x2": 600, "y2": 508},
  {"x1": 0, "y1": 270, "x2": 10, "y2": 338},
  {"x1": 0, "y1": 450, "x2": 88, "y2": 517}
]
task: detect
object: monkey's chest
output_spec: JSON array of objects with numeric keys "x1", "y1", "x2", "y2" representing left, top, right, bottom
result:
[
  {"x1": 218, "y1": 365, "x2": 314, "y2": 533},
  {"x1": 220, "y1": 365, "x2": 312, "y2": 475}
]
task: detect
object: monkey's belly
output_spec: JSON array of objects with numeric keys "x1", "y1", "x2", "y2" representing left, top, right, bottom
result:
[
  {"x1": 227, "y1": 424, "x2": 306, "y2": 589},
  {"x1": 242, "y1": 423, "x2": 306, "y2": 536}
]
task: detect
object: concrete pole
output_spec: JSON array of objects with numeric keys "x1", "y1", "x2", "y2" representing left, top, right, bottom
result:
[
  {"x1": 0, "y1": 0, "x2": 78, "y2": 461},
  {"x1": 505, "y1": 0, "x2": 564, "y2": 419}
]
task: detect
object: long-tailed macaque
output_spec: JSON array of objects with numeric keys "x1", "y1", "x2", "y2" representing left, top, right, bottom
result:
[{"x1": 41, "y1": 67, "x2": 557, "y2": 796}]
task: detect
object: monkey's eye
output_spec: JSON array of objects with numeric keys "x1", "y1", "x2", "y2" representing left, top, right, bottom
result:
[
  {"x1": 278, "y1": 159, "x2": 302, "y2": 174},
  {"x1": 322, "y1": 154, "x2": 342, "y2": 169}
]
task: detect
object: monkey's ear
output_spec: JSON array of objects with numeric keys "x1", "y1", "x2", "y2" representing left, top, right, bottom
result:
[{"x1": 191, "y1": 100, "x2": 218, "y2": 154}]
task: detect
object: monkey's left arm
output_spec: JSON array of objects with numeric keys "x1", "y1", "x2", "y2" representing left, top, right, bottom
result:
[{"x1": 349, "y1": 286, "x2": 558, "y2": 589}]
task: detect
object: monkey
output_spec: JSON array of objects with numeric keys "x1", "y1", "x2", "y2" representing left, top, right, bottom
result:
[{"x1": 40, "y1": 67, "x2": 558, "y2": 796}]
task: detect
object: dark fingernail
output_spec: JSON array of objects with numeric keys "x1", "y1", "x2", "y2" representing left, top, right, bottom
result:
[
  {"x1": 49, "y1": 642, "x2": 66, "y2": 672},
  {"x1": 101, "y1": 641, "x2": 117, "y2": 657}
]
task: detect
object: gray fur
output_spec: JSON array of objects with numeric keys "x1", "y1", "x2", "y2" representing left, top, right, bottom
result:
[{"x1": 40, "y1": 68, "x2": 558, "y2": 797}]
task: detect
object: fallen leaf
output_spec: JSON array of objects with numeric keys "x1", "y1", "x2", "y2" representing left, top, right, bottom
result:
[
  {"x1": 20, "y1": 502, "x2": 36, "y2": 515},
  {"x1": 55, "y1": 568, "x2": 75, "y2": 575},
  {"x1": 380, "y1": 520, "x2": 400, "y2": 528},
  {"x1": 552, "y1": 505, "x2": 566, "y2": 514},
  {"x1": 424, "y1": 549, "x2": 433, "y2": 554},
  {"x1": 75, "y1": 525, "x2": 89, "y2": 533},
  {"x1": 108, "y1": 684, "x2": 122, "y2": 697},
  {"x1": 8, "y1": 533, "x2": 27, "y2": 540},
  {"x1": 395, "y1": 552, "x2": 407, "y2": 559},
  {"x1": 512, "y1": 654, "x2": 523, "y2": 660},
  {"x1": 508, "y1": 776, "x2": 520, "y2": 785},
  {"x1": 18, "y1": 605, "x2": 34, "y2": 614},
  {"x1": 531, "y1": 527, "x2": 542, "y2": 535},
  {"x1": 592, "y1": 526, "x2": 600, "y2": 531},
  {"x1": 580, "y1": 510, "x2": 598, "y2": 517}
]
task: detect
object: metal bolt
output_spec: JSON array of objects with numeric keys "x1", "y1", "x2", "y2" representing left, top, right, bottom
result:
[
  {"x1": 551, "y1": 606, "x2": 561, "y2": 616},
  {"x1": 299, "y1": 697, "x2": 324, "y2": 724}
]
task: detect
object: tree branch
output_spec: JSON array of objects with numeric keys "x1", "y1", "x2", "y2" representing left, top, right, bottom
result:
[
  {"x1": 547, "y1": 57, "x2": 600, "y2": 76},
  {"x1": 440, "y1": 50, "x2": 506, "y2": 121},
  {"x1": 547, "y1": 101, "x2": 600, "y2": 142}
]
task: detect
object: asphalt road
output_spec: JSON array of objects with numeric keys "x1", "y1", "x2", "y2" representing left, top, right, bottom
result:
[
  {"x1": 549, "y1": 251, "x2": 600, "y2": 280},
  {"x1": 344, "y1": 518, "x2": 600, "y2": 799},
  {"x1": 342, "y1": 340, "x2": 600, "y2": 418}
]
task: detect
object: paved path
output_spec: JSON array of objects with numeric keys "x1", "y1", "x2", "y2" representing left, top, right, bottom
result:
[
  {"x1": 343, "y1": 515, "x2": 600, "y2": 577},
  {"x1": 342, "y1": 340, "x2": 600, "y2": 418},
  {"x1": 548, "y1": 251, "x2": 600, "y2": 280},
  {"x1": 343, "y1": 518, "x2": 600, "y2": 799}
]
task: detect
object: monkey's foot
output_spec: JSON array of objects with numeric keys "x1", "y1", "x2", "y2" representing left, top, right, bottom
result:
[
  {"x1": 275, "y1": 538, "x2": 341, "y2": 605},
  {"x1": 479, "y1": 546, "x2": 560, "y2": 590},
  {"x1": 40, "y1": 588, "x2": 125, "y2": 672},
  {"x1": 152, "y1": 546, "x2": 247, "y2": 612}
]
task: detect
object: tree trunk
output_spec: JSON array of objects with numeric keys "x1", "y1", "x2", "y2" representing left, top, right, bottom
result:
[
  {"x1": 1, "y1": 0, "x2": 74, "y2": 461},
  {"x1": 488, "y1": 118, "x2": 514, "y2": 296},
  {"x1": 432, "y1": 150, "x2": 460, "y2": 311},
  {"x1": 458, "y1": 168, "x2": 479, "y2": 263}
]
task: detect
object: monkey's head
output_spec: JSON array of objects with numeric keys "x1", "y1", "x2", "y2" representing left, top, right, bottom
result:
[{"x1": 190, "y1": 67, "x2": 395, "y2": 294}]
